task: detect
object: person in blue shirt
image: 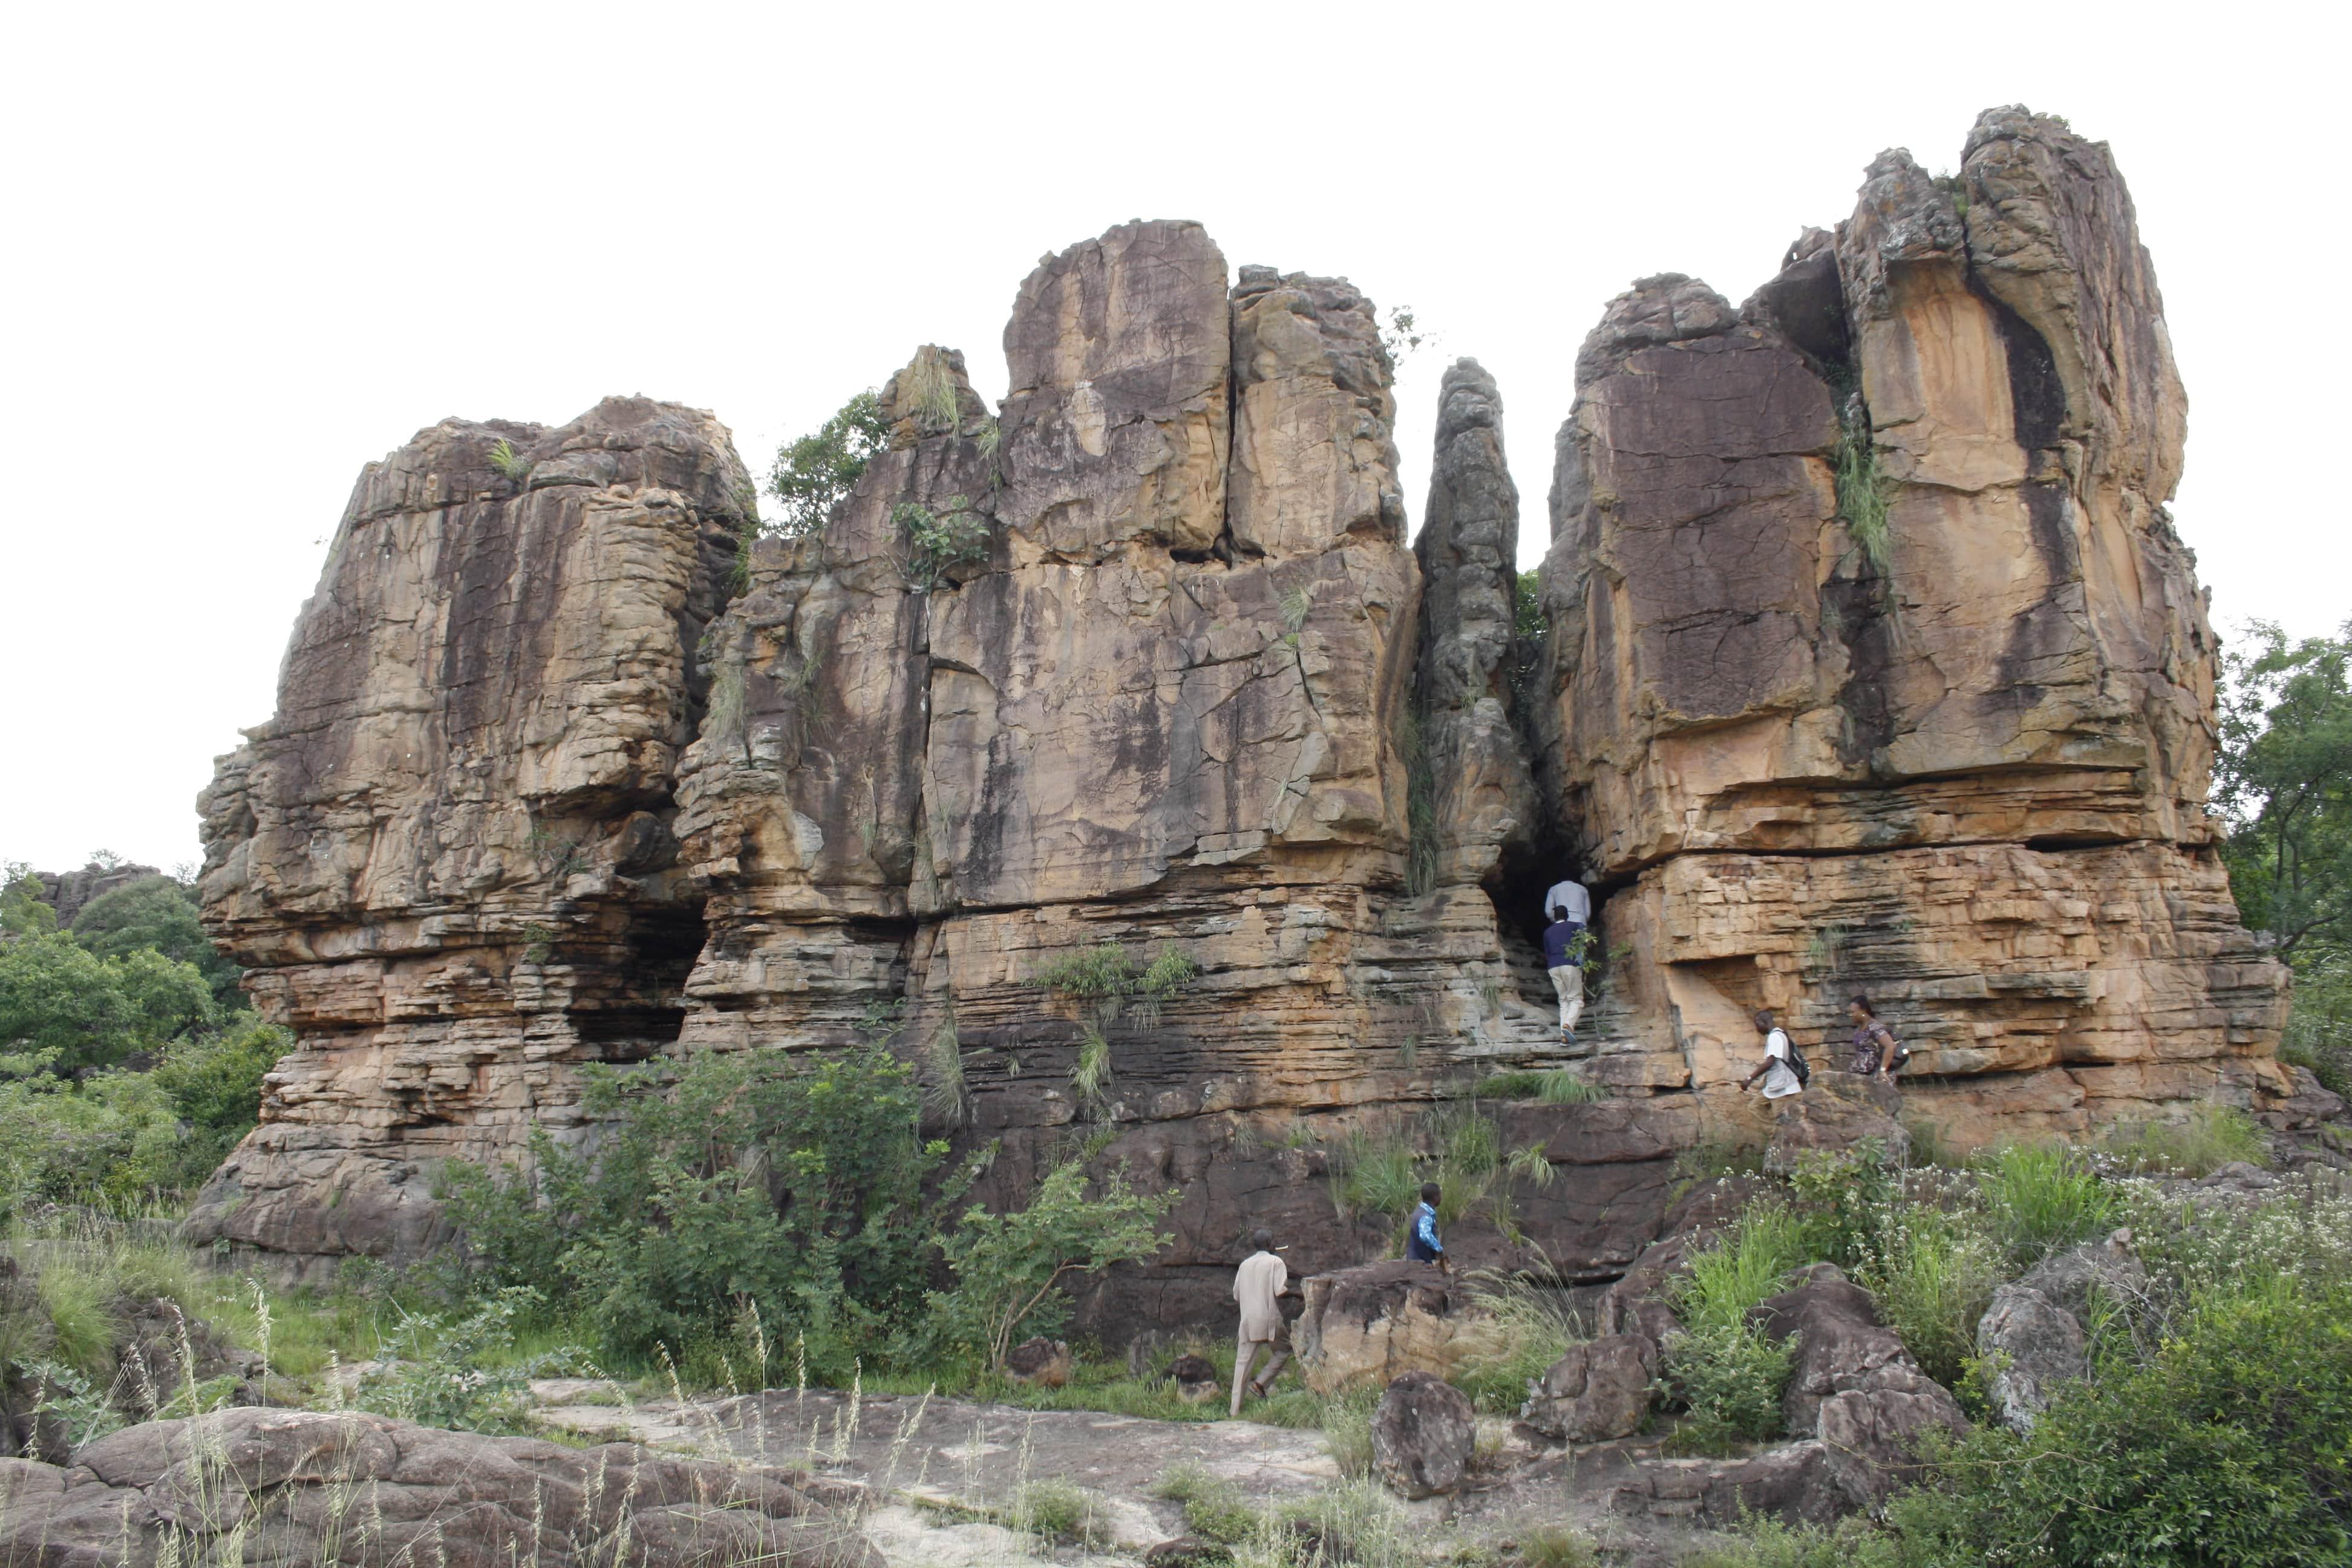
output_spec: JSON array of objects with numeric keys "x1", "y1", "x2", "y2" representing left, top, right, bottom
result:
[{"x1": 1405, "y1": 1181, "x2": 1448, "y2": 1272}]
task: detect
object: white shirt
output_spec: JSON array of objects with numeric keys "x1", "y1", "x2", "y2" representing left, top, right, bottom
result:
[
  {"x1": 1544, "y1": 879, "x2": 1591, "y2": 924},
  {"x1": 1234, "y1": 1250, "x2": 1287, "y2": 1341},
  {"x1": 1762, "y1": 1028, "x2": 1802, "y2": 1099}
]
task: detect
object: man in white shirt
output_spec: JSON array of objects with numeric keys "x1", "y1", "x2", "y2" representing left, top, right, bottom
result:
[
  {"x1": 1739, "y1": 1008, "x2": 1806, "y2": 1118},
  {"x1": 1230, "y1": 1229, "x2": 1290, "y2": 1416},
  {"x1": 1543, "y1": 877, "x2": 1591, "y2": 927}
]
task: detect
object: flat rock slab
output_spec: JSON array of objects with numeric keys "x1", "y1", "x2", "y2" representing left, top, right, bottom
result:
[{"x1": 532, "y1": 1387, "x2": 1337, "y2": 1564}]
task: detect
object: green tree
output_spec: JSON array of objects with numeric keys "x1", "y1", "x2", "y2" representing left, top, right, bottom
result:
[
  {"x1": 0, "y1": 864, "x2": 56, "y2": 940},
  {"x1": 927, "y1": 1161, "x2": 1176, "y2": 1371},
  {"x1": 765, "y1": 390, "x2": 892, "y2": 539},
  {"x1": 70, "y1": 875, "x2": 244, "y2": 1010},
  {"x1": 2217, "y1": 621, "x2": 2352, "y2": 960},
  {"x1": 0, "y1": 933, "x2": 215, "y2": 1076}
]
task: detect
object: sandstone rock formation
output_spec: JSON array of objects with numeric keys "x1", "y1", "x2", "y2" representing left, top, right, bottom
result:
[
  {"x1": 1749, "y1": 1264, "x2": 1968, "y2": 1508},
  {"x1": 1368, "y1": 1371, "x2": 1476, "y2": 1498},
  {"x1": 192, "y1": 108, "x2": 2295, "y2": 1337},
  {"x1": 31, "y1": 860, "x2": 166, "y2": 925},
  {"x1": 1518, "y1": 1331, "x2": 1658, "y2": 1443},
  {"x1": 1293, "y1": 1261, "x2": 1494, "y2": 1396},
  {"x1": 1531, "y1": 105, "x2": 2290, "y2": 1150},
  {"x1": 189, "y1": 397, "x2": 750, "y2": 1270},
  {"x1": 0, "y1": 1406, "x2": 880, "y2": 1567}
]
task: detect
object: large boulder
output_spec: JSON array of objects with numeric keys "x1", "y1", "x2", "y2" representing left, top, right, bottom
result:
[
  {"x1": 0, "y1": 1406, "x2": 881, "y2": 1567},
  {"x1": 1750, "y1": 1263, "x2": 1965, "y2": 1508},
  {"x1": 1518, "y1": 1332, "x2": 1658, "y2": 1442},
  {"x1": 1293, "y1": 1262, "x2": 1495, "y2": 1395},
  {"x1": 1369, "y1": 1371, "x2": 1476, "y2": 1498},
  {"x1": 1975, "y1": 1283, "x2": 2087, "y2": 1432},
  {"x1": 2019, "y1": 1228, "x2": 2148, "y2": 1320}
]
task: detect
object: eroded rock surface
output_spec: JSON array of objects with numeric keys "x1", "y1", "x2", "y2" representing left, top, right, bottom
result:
[
  {"x1": 1531, "y1": 105, "x2": 2290, "y2": 1149},
  {"x1": 0, "y1": 1406, "x2": 879, "y2": 1568},
  {"x1": 189, "y1": 397, "x2": 749, "y2": 1270}
]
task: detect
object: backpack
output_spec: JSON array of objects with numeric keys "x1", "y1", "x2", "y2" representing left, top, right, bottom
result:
[{"x1": 1771, "y1": 1028, "x2": 1811, "y2": 1088}]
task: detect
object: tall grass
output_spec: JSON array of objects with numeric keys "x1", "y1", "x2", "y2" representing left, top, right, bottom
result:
[
  {"x1": 1977, "y1": 1143, "x2": 2115, "y2": 1270},
  {"x1": 2103, "y1": 1104, "x2": 2270, "y2": 1177},
  {"x1": 1676, "y1": 1202, "x2": 1810, "y2": 1331},
  {"x1": 1455, "y1": 1268, "x2": 1582, "y2": 1412},
  {"x1": 1855, "y1": 1203, "x2": 2002, "y2": 1388}
]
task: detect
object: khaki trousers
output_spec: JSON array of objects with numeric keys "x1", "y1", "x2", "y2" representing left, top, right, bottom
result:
[
  {"x1": 1549, "y1": 964, "x2": 1584, "y2": 1031},
  {"x1": 1231, "y1": 1324, "x2": 1291, "y2": 1416}
]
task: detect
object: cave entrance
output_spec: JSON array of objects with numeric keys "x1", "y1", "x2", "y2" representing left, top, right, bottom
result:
[{"x1": 567, "y1": 902, "x2": 707, "y2": 1062}]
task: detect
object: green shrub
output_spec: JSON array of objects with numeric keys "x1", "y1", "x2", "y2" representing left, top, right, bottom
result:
[
  {"x1": 1005, "y1": 1475, "x2": 1113, "y2": 1547},
  {"x1": 446, "y1": 1044, "x2": 961, "y2": 1376},
  {"x1": 925, "y1": 1161, "x2": 1175, "y2": 1371},
  {"x1": 1786, "y1": 1142, "x2": 1899, "y2": 1270},
  {"x1": 1975, "y1": 1141, "x2": 2114, "y2": 1270},
  {"x1": 1275, "y1": 1477, "x2": 1413, "y2": 1568},
  {"x1": 1909, "y1": 1276, "x2": 2352, "y2": 1567},
  {"x1": 765, "y1": 390, "x2": 890, "y2": 539},
  {"x1": 1465, "y1": 1069, "x2": 1602, "y2": 1104},
  {"x1": 0, "y1": 932, "x2": 215, "y2": 1076},
  {"x1": 1854, "y1": 1202, "x2": 2001, "y2": 1388},
  {"x1": 1657, "y1": 1320, "x2": 1792, "y2": 1452},
  {"x1": 1682, "y1": 1515, "x2": 1908, "y2": 1568},
  {"x1": 69, "y1": 874, "x2": 244, "y2": 1010},
  {"x1": 357, "y1": 1287, "x2": 590, "y2": 1432},
  {"x1": 2104, "y1": 1103, "x2": 2270, "y2": 1176},
  {"x1": 1321, "y1": 1387, "x2": 1378, "y2": 1478},
  {"x1": 1517, "y1": 1524, "x2": 1598, "y2": 1568},
  {"x1": 895, "y1": 496, "x2": 991, "y2": 590}
]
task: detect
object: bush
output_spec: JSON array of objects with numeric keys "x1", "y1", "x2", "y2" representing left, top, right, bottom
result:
[
  {"x1": 1155, "y1": 1462, "x2": 1263, "y2": 1544},
  {"x1": 447, "y1": 1045, "x2": 961, "y2": 1375},
  {"x1": 0, "y1": 932, "x2": 215, "y2": 1075},
  {"x1": 357, "y1": 1287, "x2": 589, "y2": 1432},
  {"x1": 1910, "y1": 1276, "x2": 2352, "y2": 1567},
  {"x1": 1975, "y1": 1142, "x2": 2113, "y2": 1270},
  {"x1": 1455, "y1": 1269, "x2": 1579, "y2": 1413},
  {"x1": 1676, "y1": 1202, "x2": 1809, "y2": 1333},
  {"x1": 926, "y1": 1161, "x2": 1175, "y2": 1370},
  {"x1": 1464, "y1": 1069, "x2": 1602, "y2": 1105},
  {"x1": 1657, "y1": 1320, "x2": 1792, "y2": 1452},
  {"x1": 1682, "y1": 1515, "x2": 1907, "y2": 1568},
  {"x1": 1005, "y1": 1475, "x2": 1113, "y2": 1547},
  {"x1": 69, "y1": 875, "x2": 244, "y2": 1011},
  {"x1": 1786, "y1": 1143, "x2": 1899, "y2": 1270}
]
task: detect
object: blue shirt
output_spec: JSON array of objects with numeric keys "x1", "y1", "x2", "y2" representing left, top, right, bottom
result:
[
  {"x1": 1543, "y1": 919, "x2": 1584, "y2": 969},
  {"x1": 1406, "y1": 1201, "x2": 1443, "y2": 1261}
]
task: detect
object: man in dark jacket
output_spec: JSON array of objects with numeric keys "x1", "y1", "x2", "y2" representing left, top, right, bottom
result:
[{"x1": 1543, "y1": 905, "x2": 1585, "y2": 1044}]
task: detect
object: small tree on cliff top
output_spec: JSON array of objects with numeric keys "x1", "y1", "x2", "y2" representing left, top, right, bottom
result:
[{"x1": 765, "y1": 390, "x2": 891, "y2": 540}]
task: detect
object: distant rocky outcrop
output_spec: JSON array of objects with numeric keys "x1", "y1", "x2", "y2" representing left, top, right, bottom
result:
[
  {"x1": 191, "y1": 109, "x2": 2294, "y2": 1330},
  {"x1": 31, "y1": 860, "x2": 165, "y2": 925}
]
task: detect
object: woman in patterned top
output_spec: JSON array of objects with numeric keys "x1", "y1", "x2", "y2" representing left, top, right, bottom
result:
[{"x1": 1847, "y1": 994, "x2": 1906, "y2": 1076}]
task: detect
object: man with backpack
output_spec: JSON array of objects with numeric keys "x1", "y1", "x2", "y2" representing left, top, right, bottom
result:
[{"x1": 1739, "y1": 1008, "x2": 1808, "y2": 1113}]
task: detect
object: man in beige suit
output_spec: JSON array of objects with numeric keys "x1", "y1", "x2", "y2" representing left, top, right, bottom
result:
[{"x1": 1230, "y1": 1228, "x2": 1289, "y2": 1416}]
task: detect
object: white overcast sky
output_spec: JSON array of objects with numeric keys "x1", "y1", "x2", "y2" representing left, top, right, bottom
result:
[{"x1": 2, "y1": 3, "x2": 2339, "y2": 875}]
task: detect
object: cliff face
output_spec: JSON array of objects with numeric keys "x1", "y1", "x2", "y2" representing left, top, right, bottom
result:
[
  {"x1": 195, "y1": 109, "x2": 2294, "y2": 1316},
  {"x1": 189, "y1": 399, "x2": 748, "y2": 1268},
  {"x1": 1531, "y1": 107, "x2": 2288, "y2": 1148}
]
